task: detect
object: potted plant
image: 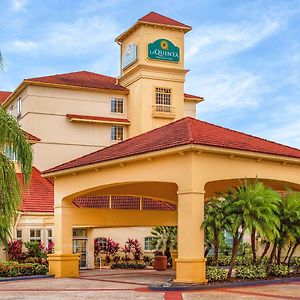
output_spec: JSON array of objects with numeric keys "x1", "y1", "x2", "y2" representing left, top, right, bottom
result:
[
  {"x1": 152, "y1": 251, "x2": 167, "y2": 271},
  {"x1": 150, "y1": 226, "x2": 177, "y2": 270}
]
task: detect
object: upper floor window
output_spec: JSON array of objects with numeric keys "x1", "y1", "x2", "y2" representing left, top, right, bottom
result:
[
  {"x1": 155, "y1": 88, "x2": 171, "y2": 113},
  {"x1": 30, "y1": 229, "x2": 42, "y2": 243},
  {"x1": 111, "y1": 125, "x2": 124, "y2": 141},
  {"x1": 111, "y1": 98, "x2": 124, "y2": 114},
  {"x1": 9, "y1": 105, "x2": 13, "y2": 116},
  {"x1": 16, "y1": 98, "x2": 22, "y2": 117}
]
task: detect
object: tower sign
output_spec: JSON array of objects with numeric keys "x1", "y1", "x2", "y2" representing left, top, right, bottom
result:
[{"x1": 148, "y1": 39, "x2": 180, "y2": 63}]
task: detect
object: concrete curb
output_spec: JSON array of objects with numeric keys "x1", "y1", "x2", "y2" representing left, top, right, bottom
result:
[
  {"x1": 0, "y1": 274, "x2": 54, "y2": 282},
  {"x1": 149, "y1": 276, "x2": 300, "y2": 291}
]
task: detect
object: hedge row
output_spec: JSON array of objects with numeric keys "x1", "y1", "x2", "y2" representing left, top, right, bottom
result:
[{"x1": 0, "y1": 261, "x2": 48, "y2": 277}]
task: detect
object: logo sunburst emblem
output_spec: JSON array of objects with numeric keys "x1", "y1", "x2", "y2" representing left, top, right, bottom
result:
[{"x1": 160, "y1": 40, "x2": 169, "y2": 50}]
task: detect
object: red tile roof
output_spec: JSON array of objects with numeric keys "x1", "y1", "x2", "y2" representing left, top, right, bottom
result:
[
  {"x1": 138, "y1": 12, "x2": 191, "y2": 30},
  {"x1": 25, "y1": 71, "x2": 128, "y2": 92},
  {"x1": 184, "y1": 93, "x2": 204, "y2": 101},
  {"x1": 22, "y1": 130, "x2": 41, "y2": 142},
  {"x1": 44, "y1": 117, "x2": 300, "y2": 174},
  {"x1": 0, "y1": 91, "x2": 12, "y2": 104},
  {"x1": 66, "y1": 114, "x2": 130, "y2": 125},
  {"x1": 17, "y1": 167, "x2": 54, "y2": 213}
]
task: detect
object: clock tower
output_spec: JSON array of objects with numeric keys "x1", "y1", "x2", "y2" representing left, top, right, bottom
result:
[{"x1": 116, "y1": 12, "x2": 191, "y2": 137}]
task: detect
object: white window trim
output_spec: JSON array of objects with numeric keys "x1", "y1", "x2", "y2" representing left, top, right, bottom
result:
[
  {"x1": 111, "y1": 125, "x2": 124, "y2": 141},
  {"x1": 29, "y1": 228, "x2": 42, "y2": 242},
  {"x1": 16, "y1": 98, "x2": 22, "y2": 117},
  {"x1": 110, "y1": 97, "x2": 124, "y2": 114}
]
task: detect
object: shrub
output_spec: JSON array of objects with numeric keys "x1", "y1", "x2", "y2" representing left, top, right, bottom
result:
[
  {"x1": 206, "y1": 267, "x2": 227, "y2": 282},
  {"x1": 267, "y1": 264, "x2": 289, "y2": 277},
  {"x1": 290, "y1": 257, "x2": 300, "y2": 266},
  {"x1": 217, "y1": 255, "x2": 231, "y2": 266},
  {"x1": 6, "y1": 240, "x2": 24, "y2": 262},
  {"x1": 235, "y1": 264, "x2": 267, "y2": 279},
  {"x1": 143, "y1": 255, "x2": 153, "y2": 266},
  {"x1": 236, "y1": 256, "x2": 252, "y2": 266},
  {"x1": 0, "y1": 261, "x2": 48, "y2": 277},
  {"x1": 24, "y1": 241, "x2": 47, "y2": 258}
]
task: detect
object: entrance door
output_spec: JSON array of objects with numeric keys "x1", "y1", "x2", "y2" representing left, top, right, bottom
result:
[{"x1": 73, "y1": 229, "x2": 88, "y2": 269}]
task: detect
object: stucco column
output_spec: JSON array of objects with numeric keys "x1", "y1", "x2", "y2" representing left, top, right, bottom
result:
[
  {"x1": 175, "y1": 190, "x2": 207, "y2": 283},
  {"x1": 87, "y1": 228, "x2": 95, "y2": 269},
  {"x1": 48, "y1": 204, "x2": 80, "y2": 278}
]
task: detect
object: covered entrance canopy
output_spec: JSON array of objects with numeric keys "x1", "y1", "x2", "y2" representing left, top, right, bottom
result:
[{"x1": 44, "y1": 117, "x2": 300, "y2": 283}]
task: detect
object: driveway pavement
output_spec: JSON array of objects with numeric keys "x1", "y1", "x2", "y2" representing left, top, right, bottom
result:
[{"x1": 0, "y1": 269, "x2": 299, "y2": 299}]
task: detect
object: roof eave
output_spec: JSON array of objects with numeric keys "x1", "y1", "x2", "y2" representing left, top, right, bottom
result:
[
  {"x1": 184, "y1": 96, "x2": 204, "y2": 103},
  {"x1": 42, "y1": 144, "x2": 300, "y2": 178},
  {"x1": 23, "y1": 80, "x2": 129, "y2": 95},
  {"x1": 115, "y1": 20, "x2": 191, "y2": 43}
]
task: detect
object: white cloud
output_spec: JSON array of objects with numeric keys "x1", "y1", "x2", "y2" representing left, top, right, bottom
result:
[
  {"x1": 185, "y1": 19, "x2": 279, "y2": 63},
  {"x1": 186, "y1": 68, "x2": 267, "y2": 115},
  {"x1": 5, "y1": 40, "x2": 37, "y2": 52},
  {"x1": 11, "y1": 0, "x2": 29, "y2": 11},
  {"x1": 40, "y1": 16, "x2": 120, "y2": 56}
]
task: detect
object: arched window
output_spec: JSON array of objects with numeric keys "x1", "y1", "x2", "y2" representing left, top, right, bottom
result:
[
  {"x1": 95, "y1": 237, "x2": 107, "y2": 251},
  {"x1": 144, "y1": 236, "x2": 154, "y2": 251}
]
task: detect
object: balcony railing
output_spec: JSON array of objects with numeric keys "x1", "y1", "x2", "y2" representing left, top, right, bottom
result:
[{"x1": 152, "y1": 105, "x2": 175, "y2": 119}]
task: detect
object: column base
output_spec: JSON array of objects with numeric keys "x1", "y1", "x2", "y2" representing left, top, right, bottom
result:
[
  {"x1": 48, "y1": 254, "x2": 80, "y2": 278},
  {"x1": 174, "y1": 258, "x2": 207, "y2": 284}
]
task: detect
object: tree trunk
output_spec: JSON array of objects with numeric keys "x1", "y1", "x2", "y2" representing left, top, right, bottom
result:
[
  {"x1": 227, "y1": 228, "x2": 245, "y2": 279},
  {"x1": 261, "y1": 241, "x2": 271, "y2": 259},
  {"x1": 277, "y1": 245, "x2": 282, "y2": 265},
  {"x1": 251, "y1": 229, "x2": 256, "y2": 263},
  {"x1": 269, "y1": 240, "x2": 277, "y2": 264},
  {"x1": 204, "y1": 244, "x2": 211, "y2": 257},
  {"x1": 288, "y1": 242, "x2": 300, "y2": 271},
  {"x1": 283, "y1": 243, "x2": 292, "y2": 264},
  {"x1": 213, "y1": 228, "x2": 219, "y2": 266}
]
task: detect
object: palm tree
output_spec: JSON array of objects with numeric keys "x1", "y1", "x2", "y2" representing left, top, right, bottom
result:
[
  {"x1": 224, "y1": 180, "x2": 280, "y2": 278},
  {"x1": 202, "y1": 197, "x2": 227, "y2": 265},
  {"x1": 270, "y1": 190, "x2": 300, "y2": 265},
  {"x1": 0, "y1": 107, "x2": 32, "y2": 246},
  {"x1": 150, "y1": 226, "x2": 177, "y2": 259}
]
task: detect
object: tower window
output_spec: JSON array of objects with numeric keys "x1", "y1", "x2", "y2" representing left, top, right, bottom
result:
[
  {"x1": 111, "y1": 98, "x2": 124, "y2": 113},
  {"x1": 111, "y1": 125, "x2": 124, "y2": 141},
  {"x1": 155, "y1": 88, "x2": 171, "y2": 112}
]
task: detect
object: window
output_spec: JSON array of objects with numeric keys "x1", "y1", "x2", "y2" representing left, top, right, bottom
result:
[
  {"x1": 94, "y1": 237, "x2": 107, "y2": 252},
  {"x1": 111, "y1": 98, "x2": 124, "y2": 113},
  {"x1": 73, "y1": 228, "x2": 87, "y2": 238},
  {"x1": 4, "y1": 146, "x2": 18, "y2": 161},
  {"x1": 144, "y1": 236, "x2": 155, "y2": 251},
  {"x1": 16, "y1": 230, "x2": 22, "y2": 240},
  {"x1": 111, "y1": 125, "x2": 124, "y2": 141},
  {"x1": 9, "y1": 106, "x2": 13, "y2": 116},
  {"x1": 30, "y1": 229, "x2": 42, "y2": 242},
  {"x1": 16, "y1": 98, "x2": 22, "y2": 117},
  {"x1": 155, "y1": 88, "x2": 171, "y2": 112},
  {"x1": 47, "y1": 228, "x2": 53, "y2": 247}
]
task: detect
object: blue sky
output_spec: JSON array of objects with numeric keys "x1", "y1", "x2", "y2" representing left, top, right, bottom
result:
[{"x1": 1, "y1": 0, "x2": 300, "y2": 147}]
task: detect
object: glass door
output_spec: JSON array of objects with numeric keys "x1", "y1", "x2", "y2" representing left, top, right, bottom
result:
[{"x1": 73, "y1": 229, "x2": 87, "y2": 269}]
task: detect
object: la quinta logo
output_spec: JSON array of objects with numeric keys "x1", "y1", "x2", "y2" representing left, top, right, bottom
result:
[{"x1": 148, "y1": 39, "x2": 180, "y2": 62}]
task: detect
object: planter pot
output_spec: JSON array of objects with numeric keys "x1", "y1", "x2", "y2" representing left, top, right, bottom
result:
[{"x1": 153, "y1": 255, "x2": 168, "y2": 271}]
